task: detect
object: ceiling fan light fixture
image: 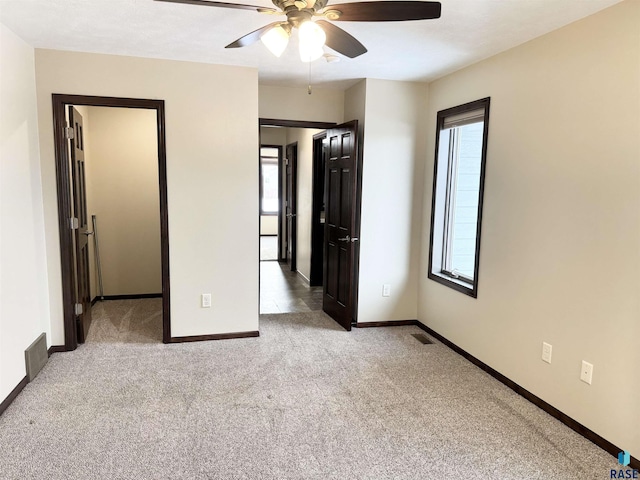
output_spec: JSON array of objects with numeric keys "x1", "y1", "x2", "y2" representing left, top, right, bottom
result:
[
  {"x1": 260, "y1": 24, "x2": 290, "y2": 57},
  {"x1": 298, "y1": 20, "x2": 326, "y2": 62}
]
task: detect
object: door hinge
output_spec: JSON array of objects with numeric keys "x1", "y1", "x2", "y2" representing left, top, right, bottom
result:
[
  {"x1": 64, "y1": 126, "x2": 75, "y2": 140},
  {"x1": 70, "y1": 217, "x2": 79, "y2": 230},
  {"x1": 285, "y1": 158, "x2": 289, "y2": 165},
  {"x1": 74, "y1": 303, "x2": 83, "y2": 315}
]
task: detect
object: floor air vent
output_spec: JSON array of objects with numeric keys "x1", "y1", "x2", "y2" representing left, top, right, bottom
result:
[
  {"x1": 411, "y1": 333, "x2": 434, "y2": 345},
  {"x1": 25, "y1": 333, "x2": 48, "y2": 382}
]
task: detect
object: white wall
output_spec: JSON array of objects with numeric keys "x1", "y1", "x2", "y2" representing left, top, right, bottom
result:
[
  {"x1": 259, "y1": 85, "x2": 344, "y2": 124},
  {"x1": 84, "y1": 106, "x2": 161, "y2": 296},
  {"x1": 418, "y1": 1, "x2": 639, "y2": 457},
  {"x1": 355, "y1": 79, "x2": 429, "y2": 323},
  {"x1": 260, "y1": 126, "x2": 287, "y2": 148},
  {"x1": 260, "y1": 216, "x2": 277, "y2": 236},
  {"x1": 285, "y1": 127, "x2": 322, "y2": 281},
  {"x1": 344, "y1": 80, "x2": 366, "y2": 156},
  {"x1": 0, "y1": 24, "x2": 50, "y2": 400},
  {"x1": 34, "y1": 50, "x2": 259, "y2": 340}
]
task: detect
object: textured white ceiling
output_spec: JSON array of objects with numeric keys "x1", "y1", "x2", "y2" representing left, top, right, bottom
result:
[{"x1": 0, "y1": 0, "x2": 622, "y2": 89}]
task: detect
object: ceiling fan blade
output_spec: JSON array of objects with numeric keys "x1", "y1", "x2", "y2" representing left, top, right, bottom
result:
[
  {"x1": 154, "y1": 0, "x2": 277, "y2": 13},
  {"x1": 325, "y1": 1, "x2": 441, "y2": 22},
  {"x1": 226, "y1": 22, "x2": 283, "y2": 48},
  {"x1": 316, "y1": 21, "x2": 367, "y2": 58}
]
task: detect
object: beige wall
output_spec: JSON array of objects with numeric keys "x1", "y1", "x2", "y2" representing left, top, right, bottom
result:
[
  {"x1": 260, "y1": 126, "x2": 287, "y2": 147},
  {"x1": 84, "y1": 106, "x2": 161, "y2": 296},
  {"x1": 260, "y1": 216, "x2": 277, "y2": 236},
  {"x1": 34, "y1": 50, "x2": 259, "y2": 341},
  {"x1": 344, "y1": 80, "x2": 366, "y2": 156},
  {"x1": 418, "y1": 1, "x2": 640, "y2": 457},
  {"x1": 0, "y1": 24, "x2": 51, "y2": 400},
  {"x1": 259, "y1": 85, "x2": 344, "y2": 124},
  {"x1": 356, "y1": 79, "x2": 428, "y2": 323}
]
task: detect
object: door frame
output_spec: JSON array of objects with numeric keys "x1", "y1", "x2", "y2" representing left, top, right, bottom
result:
[
  {"x1": 285, "y1": 141, "x2": 298, "y2": 271},
  {"x1": 310, "y1": 131, "x2": 327, "y2": 286},
  {"x1": 52, "y1": 94, "x2": 171, "y2": 349}
]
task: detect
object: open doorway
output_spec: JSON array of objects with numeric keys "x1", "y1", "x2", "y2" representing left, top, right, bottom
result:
[
  {"x1": 52, "y1": 95, "x2": 170, "y2": 350},
  {"x1": 258, "y1": 119, "x2": 362, "y2": 330},
  {"x1": 258, "y1": 119, "x2": 334, "y2": 315}
]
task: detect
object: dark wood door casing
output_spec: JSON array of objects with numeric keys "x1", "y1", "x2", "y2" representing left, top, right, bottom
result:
[
  {"x1": 52, "y1": 94, "x2": 170, "y2": 350},
  {"x1": 322, "y1": 121, "x2": 361, "y2": 331}
]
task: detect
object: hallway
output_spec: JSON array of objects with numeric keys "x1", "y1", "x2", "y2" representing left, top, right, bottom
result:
[{"x1": 260, "y1": 261, "x2": 322, "y2": 314}]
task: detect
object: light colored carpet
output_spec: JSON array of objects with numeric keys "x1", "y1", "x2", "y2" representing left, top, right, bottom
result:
[
  {"x1": 86, "y1": 298, "x2": 163, "y2": 344},
  {"x1": 0, "y1": 310, "x2": 618, "y2": 479}
]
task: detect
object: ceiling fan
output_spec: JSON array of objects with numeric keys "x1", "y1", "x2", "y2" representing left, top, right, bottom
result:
[{"x1": 155, "y1": 0, "x2": 441, "y2": 61}]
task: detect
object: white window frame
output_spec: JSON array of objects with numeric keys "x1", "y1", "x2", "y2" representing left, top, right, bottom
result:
[{"x1": 428, "y1": 98, "x2": 491, "y2": 298}]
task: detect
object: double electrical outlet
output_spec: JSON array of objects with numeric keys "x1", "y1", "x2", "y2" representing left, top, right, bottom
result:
[{"x1": 541, "y1": 342, "x2": 593, "y2": 385}]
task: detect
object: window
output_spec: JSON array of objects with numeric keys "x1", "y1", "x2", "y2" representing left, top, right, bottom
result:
[
  {"x1": 260, "y1": 146, "x2": 280, "y2": 215},
  {"x1": 428, "y1": 98, "x2": 490, "y2": 297}
]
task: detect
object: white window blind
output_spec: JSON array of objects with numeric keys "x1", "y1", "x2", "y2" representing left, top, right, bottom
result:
[{"x1": 442, "y1": 108, "x2": 485, "y2": 130}]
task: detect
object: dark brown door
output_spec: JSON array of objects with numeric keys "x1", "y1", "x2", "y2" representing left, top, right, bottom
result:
[
  {"x1": 323, "y1": 121, "x2": 360, "y2": 331},
  {"x1": 68, "y1": 106, "x2": 92, "y2": 343},
  {"x1": 285, "y1": 142, "x2": 298, "y2": 271}
]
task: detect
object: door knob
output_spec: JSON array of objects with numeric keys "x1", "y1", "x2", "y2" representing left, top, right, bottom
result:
[
  {"x1": 83, "y1": 231, "x2": 94, "y2": 236},
  {"x1": 338, "y1": 235, "x2": 351, "y2": 242}
]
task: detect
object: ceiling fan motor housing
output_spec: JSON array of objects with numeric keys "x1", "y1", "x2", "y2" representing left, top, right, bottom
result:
[
  {"x1": 273, "y1": 0, "x2": 332, "y2": 27},
  {"x1": 273, "y1": 0, "x2": 329, "y2": 11},
  {"x1": 285, "y1": 8, "x2": 314, "y2": 27}
]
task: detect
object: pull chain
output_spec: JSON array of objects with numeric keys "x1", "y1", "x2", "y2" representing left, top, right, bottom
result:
[{"x1": 308, "y1": 60, "x2": 312, "y2": 95}]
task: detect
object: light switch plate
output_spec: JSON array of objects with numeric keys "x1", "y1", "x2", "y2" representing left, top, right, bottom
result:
[
  {"x1": 580, "y1": 361, "x2": 593, "y2": 385},
  {"x1": 542, "y1": 342, "x2": 552, "y2": 364},
  {"x1": 201, "y1": 293, "x2": 211, "y2": 308}
]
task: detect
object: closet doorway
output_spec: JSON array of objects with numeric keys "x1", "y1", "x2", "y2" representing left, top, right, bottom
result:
[{"x1": 52, "y1": 95, "x2": 170, "y2": 349}]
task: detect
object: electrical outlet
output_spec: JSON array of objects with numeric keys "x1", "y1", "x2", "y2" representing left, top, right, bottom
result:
[
  {"x1": 201, "y1": 293, "x2": 211, "y2": 308},
  {"x1": 542, "y1": 342, "x2": 552, "y2": 364},
  {"x1": 382, "y1": 284, "x2": 391, "y2": 297},
  {"x1": 580, "y1": 361, "x2": 593, "y2": 385}
]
